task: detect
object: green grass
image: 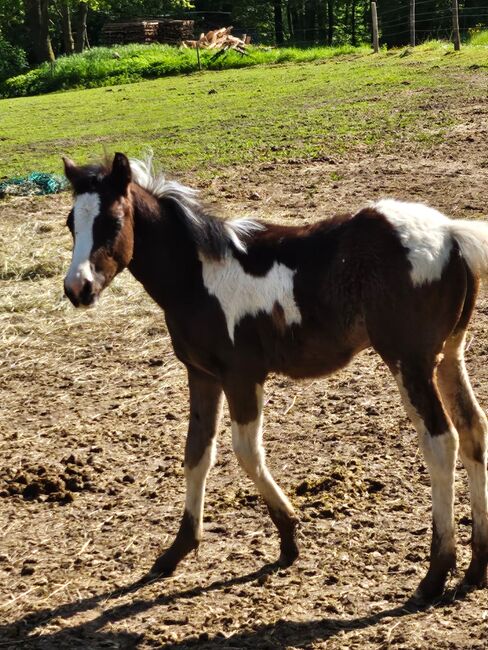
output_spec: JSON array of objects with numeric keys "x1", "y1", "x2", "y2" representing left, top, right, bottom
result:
[
  {"x1": 468, "y1": 29, "x2": 488, "y2": 46},
  {"x1": 0, "y1": 43, "x2": 371, "y2": 98},
  {"x1": 0, "y1": 41, "x2": 487, "y2": 179}
]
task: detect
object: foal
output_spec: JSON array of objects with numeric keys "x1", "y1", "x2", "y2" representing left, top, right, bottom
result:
[{"x1": 62, "y1": 152, "x2": 488, "y2": 600}]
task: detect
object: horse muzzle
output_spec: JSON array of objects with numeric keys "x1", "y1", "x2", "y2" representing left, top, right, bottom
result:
[{"x1": 64, "y1": 277, "x2": 100, "y2": 308}]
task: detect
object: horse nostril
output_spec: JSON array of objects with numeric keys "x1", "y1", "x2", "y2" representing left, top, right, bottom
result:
[
  {"x1": 80, "y1": 279, "x2": 94, "y2": 305},
  {"x1": 64, "y1": 283, "x2": 79, "y2": 307}
]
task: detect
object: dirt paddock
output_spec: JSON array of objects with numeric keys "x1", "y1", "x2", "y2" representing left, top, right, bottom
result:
[{"x1": 1, "y1": 124, "x2": 488, "y2": 648}]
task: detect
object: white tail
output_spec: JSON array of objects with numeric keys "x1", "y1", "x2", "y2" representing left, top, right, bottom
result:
[{"x1": 450, "y1": 220, "x2": 488, "y2": 277}]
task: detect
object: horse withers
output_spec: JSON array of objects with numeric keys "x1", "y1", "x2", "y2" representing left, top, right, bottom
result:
[{"x1": 62, "y1": 152, "x2": 488, "y2": 600}]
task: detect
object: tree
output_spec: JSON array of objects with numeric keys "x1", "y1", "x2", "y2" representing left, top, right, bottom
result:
[{"x1": 24, "y1": 0, "x2": 55, "y2": 62}]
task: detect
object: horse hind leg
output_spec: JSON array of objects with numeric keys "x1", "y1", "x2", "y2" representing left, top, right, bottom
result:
[
  {"x1": 226, "y1": 382, "x2": 299, "y2": 567},
  {"x1": 393, "y1": 361, "x2": 459, "y2": 600},
  {"x1": 437, "y1": 331, "x2": 488, "y2": 590}
]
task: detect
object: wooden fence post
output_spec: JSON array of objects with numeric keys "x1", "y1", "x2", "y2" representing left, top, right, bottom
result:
[
  {"x1": 371, "y1": 1, "x2": 379, "y2": 53},
  {"x1": 452, "y1": 0, "x2": 461, "y2": 51},
  {"x1": 410, "y1": 0, "x2": 415, "y2": 47},
  {"x1": 196, "y1": 43, "x2": 202, "y2": 71}
]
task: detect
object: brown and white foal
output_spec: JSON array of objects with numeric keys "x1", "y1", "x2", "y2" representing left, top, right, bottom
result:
[{"x1": 63, "y1": 152, "x2": 488, "y2": 600}]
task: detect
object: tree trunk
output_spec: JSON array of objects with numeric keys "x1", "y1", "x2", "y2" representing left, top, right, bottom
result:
[
  {"x1": 40, "y1": 0, "x2": 55, "y2": 61},
  {"x1": 327, "y1": 0, "x2": 334, "y2": 45},
  {"x1": 351, "y1": 0, "x2": 356, "y2": 46},
  {"x1": 273, "y1": 0, "x2": 284, "y2": 45},
  {"x1": 24, "y1": 0, "x2": 55, "y2": 63},
  {"x1": 317, "y1": 0, "x2": 327, "y2": 44},
  {"x1": 290, "y1": 7, "x2": 303, "y2": 45},
  {"x1": 74, "y1": 2, "x2": 88, "y2": 53},
  {"x1": 60, "y1": 0, "x2": 74, "y2": 55},
  {"x1": 304, "y1": 0, "x2": 319, "y2": 45},
  {"x1": 286, "y1": 1, "x2": 294, "y2": 40}
]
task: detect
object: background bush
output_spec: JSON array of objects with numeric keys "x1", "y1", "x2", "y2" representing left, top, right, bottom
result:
[{"x1": 0, "y1": 34, "x2": 28, "y2": 83}]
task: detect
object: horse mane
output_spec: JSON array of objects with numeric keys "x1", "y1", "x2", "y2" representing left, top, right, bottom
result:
[{"x1": 129, "y1": 155, "x2": 264, "y2": 259}]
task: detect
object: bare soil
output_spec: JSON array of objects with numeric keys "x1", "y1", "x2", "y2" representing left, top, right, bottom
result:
[{"x1": 1, "y1": 99, "x2": 488, "y2": 649}]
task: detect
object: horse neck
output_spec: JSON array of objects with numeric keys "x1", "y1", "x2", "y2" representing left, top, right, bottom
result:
[{"x1": 127, "y1": 185, "x2": 199, "y2": 309}]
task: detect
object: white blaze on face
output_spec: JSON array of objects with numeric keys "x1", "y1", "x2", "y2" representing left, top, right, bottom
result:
[
  {"x1": 65, "y1": 193, "x2": 100, "y2": 295},
  {"x1": 199, "y1": 253, "x2": 302, "y2": 342}
]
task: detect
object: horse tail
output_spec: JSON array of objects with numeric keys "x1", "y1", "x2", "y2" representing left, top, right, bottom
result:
[{"x1": 450, "y1": 219, "x2": 488, "y2": 277}]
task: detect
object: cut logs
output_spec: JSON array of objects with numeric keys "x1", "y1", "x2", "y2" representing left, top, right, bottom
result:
[
  {"x1": 182, "y1": 26, "x2": 249, "y2": 54},
  {"x1": 101, "y1": 19, "x2": 195, "y2": 46}
]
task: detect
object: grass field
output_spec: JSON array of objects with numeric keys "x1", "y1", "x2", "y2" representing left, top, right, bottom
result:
[
  {"x1": 0, "y1": 41, "x2": 487, "y2": 180},
  {"x1": 0, "y1": 43, "x2": 370, "y2": 98}
]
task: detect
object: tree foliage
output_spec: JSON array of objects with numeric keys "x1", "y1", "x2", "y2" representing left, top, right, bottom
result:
[{"x1": 0, "y1": 0, "x2": 487, "y2": 68}]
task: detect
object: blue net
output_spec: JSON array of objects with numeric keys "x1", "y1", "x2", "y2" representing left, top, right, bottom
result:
[{"x1": 0, "y1": 172, "x2": 68, "y2": 198}]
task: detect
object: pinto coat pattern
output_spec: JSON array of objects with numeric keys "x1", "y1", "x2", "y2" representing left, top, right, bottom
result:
[{"x1": 62, "y1": 153, "x2": 488, "y2": 600}]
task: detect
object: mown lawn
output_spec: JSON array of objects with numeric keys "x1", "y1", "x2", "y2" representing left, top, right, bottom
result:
[{"x1": 0, "y1": 42, "x2": 487, "y2": 179}]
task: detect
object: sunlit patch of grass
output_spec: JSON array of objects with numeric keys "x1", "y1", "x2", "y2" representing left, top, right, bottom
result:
[
  {"x1": 0, "y1": 43, "x2": 372, "y2": 98},
  {"x1": 0, "y1": 44, "x2": 486, "y2": 178},
  {"x1": 468, "y1": 29, "x2": 488, "y2": 47}
]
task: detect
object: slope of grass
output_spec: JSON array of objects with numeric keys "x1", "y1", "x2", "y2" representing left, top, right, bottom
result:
[
  {"x1": 0, "y1": 43, "x2": 487, "y2": 179},
  {"x1": 0, "y1": 43, "x2": 371, "y2": 98}
]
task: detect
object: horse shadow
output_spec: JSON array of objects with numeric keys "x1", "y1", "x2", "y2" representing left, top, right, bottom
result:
[{"x1": 0, "y1": 563, "x2": 468, "y2": 649}]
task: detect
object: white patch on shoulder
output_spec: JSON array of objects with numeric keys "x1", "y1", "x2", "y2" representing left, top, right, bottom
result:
[
  {"x1": 373, "y1": 199, "x2": 452, "y2": 286},
  {"x1": 200, "y1": 253, "x2": 302, "y2": 342},
  {"x1": 65, "y1": 192, "x2": 100, "y2": 289}
]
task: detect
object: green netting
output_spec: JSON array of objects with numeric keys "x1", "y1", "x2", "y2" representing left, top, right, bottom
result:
[{"x1": 0, "y1": 172, "x2": 68, "y2": 198}]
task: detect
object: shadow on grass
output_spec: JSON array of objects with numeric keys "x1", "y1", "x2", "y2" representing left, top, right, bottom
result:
[{"x1": 0, "y1": 563, "x2": 468, "y2": 650}]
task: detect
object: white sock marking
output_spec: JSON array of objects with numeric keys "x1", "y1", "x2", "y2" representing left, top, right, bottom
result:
[
  {"x1": 184, "y1": 437, "x2": 217, "y2": 540},
  {"x1": 438, "y1": 335, "x2": 488, "y2": 548},
  {"x1": 395, "y1": 368, "x2": 458, "y2": 551},
  {"x1": 231, "y1": 385, "x2": 295, "y2": 516}
]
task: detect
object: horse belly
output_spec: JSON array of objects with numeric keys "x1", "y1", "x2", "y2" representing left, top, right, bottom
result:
[{"x1": 270, "y1": 321, "x2": 370, "y2": 379}]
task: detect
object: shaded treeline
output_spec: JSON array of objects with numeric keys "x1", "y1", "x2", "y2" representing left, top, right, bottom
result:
[{"x1": 0, "y1": 0, "x2": 488, "y2": 72}]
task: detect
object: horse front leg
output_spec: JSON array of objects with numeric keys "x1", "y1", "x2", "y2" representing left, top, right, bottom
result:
[
  {"x1": 150, "y1": 367, "x2": 223, "y2": 577},
  {"x1": 226, "y1": 381, "x2": 299, "y2": 567}
]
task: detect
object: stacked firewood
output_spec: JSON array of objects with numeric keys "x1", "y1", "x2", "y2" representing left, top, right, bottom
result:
[
  {"x1": 182, "y1": 27, "x2": 248, "y2": 54},
  {"x1": 101, "y1": 19, "x2": 195, "y2": 46},
  {"x1": 101, "y1": 21, "x2": 160, "y2": 45},
  {"x1": 158, "y1": 19, "x2": 195, "y2": 45}
]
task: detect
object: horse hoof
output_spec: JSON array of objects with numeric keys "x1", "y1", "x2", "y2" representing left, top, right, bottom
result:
[
  {"x1": 461, "y1": 568, "x2": 487, "y2": 590},
  {"x1": 278, "y1": 547, "x2": 299, "y2": 568},
  {"x1": 414, "y1": 576, "x2": 447, "y2": 602},
  {"x1": 149, "y1": 556, "x2": 177, "y2": 578}
]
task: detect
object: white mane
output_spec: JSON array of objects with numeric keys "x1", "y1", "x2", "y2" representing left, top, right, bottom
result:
[{"x1": 129, "y1": 154, "x2": 264, "y2": 254}]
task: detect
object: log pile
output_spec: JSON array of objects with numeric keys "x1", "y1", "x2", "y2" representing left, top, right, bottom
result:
[
  {"x1": 182, "y1": 26, "x2": 248, "y2": 54},
  {"x1": 101, "y1": 19, "x2": 195, "y2": 46},
  {"x1": 101, "y1": 21, "x2": 160, "y2": 46},
  {"x1": 158, "y1": 19, "x2": 194, "y2": 45}
]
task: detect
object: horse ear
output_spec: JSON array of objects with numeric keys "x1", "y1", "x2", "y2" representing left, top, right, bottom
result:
[
  {"x1": 62, "y1": 156, "x2": 81, "y2": 186},
  {"x1": 110, "y1": 152, "x2": 132, "y2": 193}
]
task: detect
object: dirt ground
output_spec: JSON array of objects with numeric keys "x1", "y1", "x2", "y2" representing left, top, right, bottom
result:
[{"x1": 1, "y1": 98, "x2": 488, "y2": 649}]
